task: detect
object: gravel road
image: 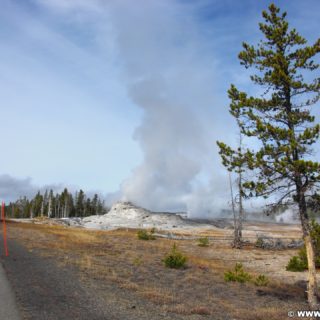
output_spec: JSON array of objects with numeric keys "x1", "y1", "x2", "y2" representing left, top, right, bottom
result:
[
  {"x1": 0, "y1": 262, "x2": 22, "y2": 320},
  {"x1": 0, "y1": 239, "x2": 185, "y2": 320},
  {"x1": 0, "y1": 240, "x2": 116, "y2": 320}
]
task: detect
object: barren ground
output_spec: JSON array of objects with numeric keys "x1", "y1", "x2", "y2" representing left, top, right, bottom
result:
[{"x1": 0, "y1": 221, "x2": 314, "y2": 319}]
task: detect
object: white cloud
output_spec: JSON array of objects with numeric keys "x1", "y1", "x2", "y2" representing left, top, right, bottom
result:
[
  {"x1": 35, "y1": 0, "x2": 102, "y2": 12},
  {"x1": 0, "y1": 174, "x2": 62, "y2": 202}
]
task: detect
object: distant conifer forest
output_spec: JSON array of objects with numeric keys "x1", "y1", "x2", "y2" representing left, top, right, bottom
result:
[{"x1": 4, "y1": 189, "x2": 109, "y2": 219}]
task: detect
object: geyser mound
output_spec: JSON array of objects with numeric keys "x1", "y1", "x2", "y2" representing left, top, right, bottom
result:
[{"x1": 81, "y1": 201, "x2": 209, "y2": 230}]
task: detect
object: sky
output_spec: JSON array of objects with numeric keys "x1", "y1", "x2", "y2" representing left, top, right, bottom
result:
[{"x1": 0, "y1": 0, "x2": 319, "y2": 215}]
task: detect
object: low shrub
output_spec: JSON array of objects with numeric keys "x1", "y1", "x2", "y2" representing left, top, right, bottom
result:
[
  {"x1": 197, "y1": 237, "x2": 209, "y2": 247},
  {"x1": 286, "y1": 256, "x2": 306, "y2": 272},
  {"x1": 137, "y1": 229, "x2": 156, "y2": 240},
  {"x1": 286, "y1": 220, "x2": 320, "y2": 272},
  {"x1": 163, "y1": 244, "x2": 187, "y2": 269},
  {"x1": 254, "y1": 274, "x2": 269, "y2": 286},
  {"x1": 255, "y1": 237, "x2": 265, "y2": 248},
  {"x1": 224, "y1": 263, "x2": 251, "y2": 283}
]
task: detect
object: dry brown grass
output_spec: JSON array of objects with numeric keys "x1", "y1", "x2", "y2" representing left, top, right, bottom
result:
[
  {"x1": 141, "y1": 287, "x2": 175, "y2": 305},
  {"x1": 118, "y1": 280, "x2": 139, "y2": 291},
  {"x1": 5, "y1": 221, "x2": 310, "y2": 319},
  {"x1": 233, "y1": 305, "x2": 301, "y2": 320},
  {"x1": 166, "y1": 304, "x2": 211, "y2": 315}
]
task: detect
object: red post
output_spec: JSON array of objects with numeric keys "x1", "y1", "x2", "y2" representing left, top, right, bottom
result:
[{"x1": 2, "y1": 202, "x2": 8, "y2": 256}]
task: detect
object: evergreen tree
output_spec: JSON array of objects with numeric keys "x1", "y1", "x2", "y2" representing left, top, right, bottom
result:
[
  {"x1": 33, "y1": 191, "x2": 43, "y2": 217},
  {"x1": 60, "y1": 188, "x2": 70, "y2": 218},
  {"x1": 85, "y1": 198, "x2": 91, "y2": 217},
  {"x1": 14, "y1": 203, "x2": 21, "y2": 218},
  {"x1": 42, "y1": 190, "x2": 48, "y2": 217},
  {"x1": 92, "y1": 194, "x2": 99, "y2": 215},
  {"x1": 14, "y1": 197, "x2": 29, "y2": 218},
  {"x1": 68, "y1": 193, "x2": 76, "y2": 217},
  {"x1": 97, "y1": 198, "x2": 107, "y2": 215},
  {"x1": 55, "y1": 193, "x2": 61, "y2": 218},
  {"x1": 75, "y1": 189, "x2": 85, "y2": 217},
  {"x1": 217, "y1": 4, "x2": 319, "y2": 308}
]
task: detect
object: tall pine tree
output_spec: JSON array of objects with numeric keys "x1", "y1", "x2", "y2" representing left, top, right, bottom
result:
[
  {"x1": 217, "y1": 4, "x2": 319, "y2": 308},
  {"x1": 75, "y1": 190, "x2": 85, "y2": 217}
]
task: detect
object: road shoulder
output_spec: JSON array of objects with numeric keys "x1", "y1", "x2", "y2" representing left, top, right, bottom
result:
[{"x1": 0, "y1": 261, "x2": 22, "y2": 320}]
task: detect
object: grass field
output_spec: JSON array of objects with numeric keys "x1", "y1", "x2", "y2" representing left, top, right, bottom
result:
[{"x1": 4, "y1": 221, "x2": 312, "y2": 319}]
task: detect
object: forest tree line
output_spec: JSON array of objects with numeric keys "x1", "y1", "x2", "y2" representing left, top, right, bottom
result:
[{"x1": 4, "y1": 189, "x2": 109, "y2": 219}]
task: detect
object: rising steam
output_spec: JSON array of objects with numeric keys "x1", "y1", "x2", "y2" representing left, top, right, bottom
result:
[{"x1": 106, "y1": 1, "x2": 231, "y2": 214}]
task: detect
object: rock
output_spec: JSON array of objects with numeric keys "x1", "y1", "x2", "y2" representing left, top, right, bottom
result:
[{"x1": 255, "y1": 236, "x2": 303, "y2": 249}]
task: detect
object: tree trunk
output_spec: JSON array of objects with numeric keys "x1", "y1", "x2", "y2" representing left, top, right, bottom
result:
[
  {"x1": 48, "y1": 196, "x2": 52, "y2": 218},
  {"x1": 58, "y1": 201, "x2": 60, "y2": 218},
  {"x1": 64, "y1": 202, "x2": 68, "y2": 218},
  {"x1": 236, "y1": 169, "x2": 244, "y2": 248},
  {"x1": 233, "y1": 131, "x2": 244, "y2": 249},
  {"x1": 229, "y1": 173, "x2": 240, "y2": 248},
  {"x1": 299, "y1": 193, "x2": 319, "y2": 310},
  {"x1": 40, "y1": 200, "x2": 44, "y2": 217},
  {"x1": 231, "y1": 130, "x2": 245, "y2": 249},
  {"x1": 305, "y1": 234, "x2": 318, "y2": 309}
]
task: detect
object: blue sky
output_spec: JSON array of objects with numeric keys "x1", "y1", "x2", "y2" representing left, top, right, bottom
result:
[{"x1": 0, "y1": 0, "x2": 319, "y2": 214}]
